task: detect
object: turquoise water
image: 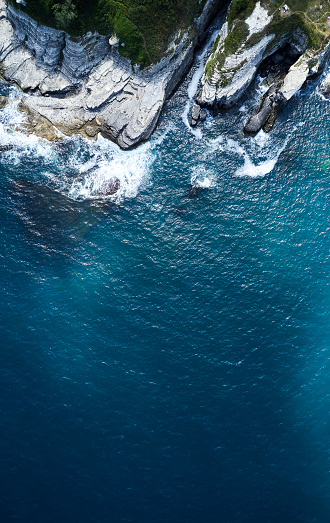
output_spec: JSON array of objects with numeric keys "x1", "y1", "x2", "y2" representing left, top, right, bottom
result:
[{"x1": 0, "y1": 54, "x2": 330, "y2": 521}]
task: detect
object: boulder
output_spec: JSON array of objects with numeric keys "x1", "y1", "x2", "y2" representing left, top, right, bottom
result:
[
  {"x1": 190, "y1": 103, "x2": 201, "y2": 126},
  {"x1": 244, "y1": 89, "x2": 285, "y2": 135},
  {"x1": 200, "y1": 108, "x2": 207, "y2": 121},
  {"x1": 0, "y1": 95, "x2": 8, "y2": 109},
  {"x1": 100, "y1": 178, "x2": 120, "y2": 196},
  {"x1": 321, "y1": 79, "x2": 330, "y2": 97},
  {"x1": 0, "y1": 144, "x2": 14, "y2": 152}
]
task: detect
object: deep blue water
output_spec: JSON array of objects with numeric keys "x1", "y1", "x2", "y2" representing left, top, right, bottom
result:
[{"x1": 0, "y1": 52, "x2": 330, "y2": 522}]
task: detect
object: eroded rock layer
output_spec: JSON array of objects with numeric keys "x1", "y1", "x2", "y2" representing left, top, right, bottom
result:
[{"x1": 0, "y1": 0, "x2": 221, "y2": 148}]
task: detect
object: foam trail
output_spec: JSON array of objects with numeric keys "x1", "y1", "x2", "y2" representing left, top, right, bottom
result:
[
  {"x1": 235, "y1": 133, "x2": 291, "y2": 177},
  {"x1": 207, "y1": 129, "x2": 293, "y2": 179},
  {"x1": 190, "y1": 165, "x2": 216, "y2": 188},
  {"x1": 181, "y1": 28, "x2": 219, "y2": 138}
]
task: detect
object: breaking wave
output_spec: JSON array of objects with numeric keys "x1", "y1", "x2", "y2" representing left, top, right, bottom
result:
[
  {"x1": 206, "y1": 126, "x2": 293, "y2": 178},
  {"x1": 181, "y1": 27, "x2": 219, "y2": 139},
  {"x1": 0, "y1": 93, "x2": 173, "y2": 202}
]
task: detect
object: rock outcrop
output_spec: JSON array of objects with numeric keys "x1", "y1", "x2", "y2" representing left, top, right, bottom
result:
[
  {"x1": 244, "y1": 54, "x2": 311, "y2": 135},
  {"x1": 100, "y1": 178, "x2": 121, "y2": 196},
  {"x1": 0, "y1": 0, "x2": 222, "y2": 149},
  {"x1": 197, "y1": 1, "x2": 330, "y2": 132}
]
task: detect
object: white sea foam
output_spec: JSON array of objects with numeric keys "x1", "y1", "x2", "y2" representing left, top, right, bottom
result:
[
  {"x1": 252, "y1": 129, "x2": 271, "y2": 148},
  {"x1": 190, "y1": 166, "x2": 216, "y2": 188},
  {"x1": 0, "y1": 96, "x2": 55, "y2": 163},
  {"x1": 234, "y1": 134, "x2": 291, "y2": 177},
  {"x1": 0, "y1": 94, "x2": 174, "y2": 201},
  {"x1": 206, "y1": 129, "x2": 292, "y2": 178},
  {"x1": 65, "y1": 123, "x2": 174, "y2": 201},
  {"x1": 67, "y1": 138, "x2": 154, "y2": 201},
  {"x1": 181, "y1": 28, "x2": 219, "y2": 138},
  {"x1": 255, "y1": 74, "x2": 269, "y2": 96}
]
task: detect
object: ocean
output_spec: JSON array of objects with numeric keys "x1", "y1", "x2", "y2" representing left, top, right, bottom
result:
[{"x1": 0, "y1": 40, "x2": 329, "y2": 522}]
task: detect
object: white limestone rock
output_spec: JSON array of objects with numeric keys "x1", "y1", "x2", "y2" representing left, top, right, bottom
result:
[
  {"x1": 0, "y1": 0, "x2": 219, "y2": 148},
  {"x1": 280, "y1": 56, "x2": 310, "y2": 101}
]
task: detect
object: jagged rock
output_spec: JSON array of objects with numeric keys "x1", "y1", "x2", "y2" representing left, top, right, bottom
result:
[
  {"x1": 6, "y1": 5, "x2": 109, "y2": 77},
  {"x1": 16, "y1": 100, "x2": 62, "y2": 141},
  {"x1": 100, "y1": 178, "x2": 121, "y2": 196},
  {"x1": 244, "y1": 54, "x2": 309, "y2": 135},
  {"x1": 280, "y1": 57, "x2": 310, "y2": 101},
  {"x1": 190, "y1": 103, "x2": 201, "y2": 126},
  {"x1": 0, "y1": 95, "x2": 8, "y2": 109},
  {"x1": 198, "y1": 1, "x2": 312, "y2": 114},
  {"x1": 0, "y1": 0, "x2": 222, "y2": 149},
  {"x1": 200, "y1": 108, "x2": 207, "y2": 121}
]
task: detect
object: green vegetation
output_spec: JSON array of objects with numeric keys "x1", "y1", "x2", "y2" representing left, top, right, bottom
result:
[
  {"x1": 206, "y1": 0, "x2": 330, "y2": 81},
  {"x1": 224, "y1": 19, "x2": 249, "y2": 53},
  {"x1": 8, "y1": 0, "x2": 209, "y2": 67},
  {"x1": 227, "y1": 0, "x2": 255, "y2": 24}
]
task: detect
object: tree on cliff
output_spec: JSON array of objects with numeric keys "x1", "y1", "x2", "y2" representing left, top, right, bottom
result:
[{"x1": 52, "y1": 0, "x2": 77, "y2": 30}]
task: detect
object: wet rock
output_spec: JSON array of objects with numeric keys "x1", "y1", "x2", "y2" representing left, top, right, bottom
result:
[
  {"x1": 244, "y1": 96, "x2": 273, "y2": 135},
  {"x1": 0, "y1": 96, "x2": 8, "y2": 110},
  {"x1": 100, "y1": 178, "x2": 120, "y2": 196},
  {"x1": 0, "y1": 144, "x2": 14, "y2": 152},
  {"x1": 17, "y1": 101, "x2": 62, "y2": 141},
  {"x1": 190, "y1": 103, "x2": 201, "y2": 127},
  {"x1": 200, "y1": 108, "x2": 207, "y2": 121},
  {"x1": 244, "y1": 53, "x2": 309, "y2": 135},
  {"x1": 244, "y1": 89, "x2": 285, "y2": 135},
  {"x1": 321, "y1": 79, "x2": 330, "y2": 97}
]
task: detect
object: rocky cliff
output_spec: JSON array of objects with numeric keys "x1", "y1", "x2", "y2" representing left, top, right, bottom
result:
[
  {"x1": 0, "y1": 0, "x2": 223, "y2": 148},
  {"x1": 197, "y1": 1, "x2": 330, "y2": 134},
  {"x1": 2, "y1": 0, "x2": 330, "y2": 146}
]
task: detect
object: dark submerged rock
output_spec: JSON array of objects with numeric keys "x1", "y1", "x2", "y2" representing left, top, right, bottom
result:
[
  {"x1": 184, "y1": 184, "x2": 203, "y2": 199},
  {"x1": 0, "y1": 144, "x2": 14, "y2": 152}
]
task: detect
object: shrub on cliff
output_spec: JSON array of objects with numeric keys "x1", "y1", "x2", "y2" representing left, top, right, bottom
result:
[{"x1": 8, "y1": 0, "x2": 211, "y2": 67}]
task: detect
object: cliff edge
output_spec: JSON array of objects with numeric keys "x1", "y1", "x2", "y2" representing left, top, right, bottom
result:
[
  {"x1": 0, "y1": 0, "x2": 223, "y2": 148},
  {"x1": 197, "y1": 0, "x2": 330, "y2": 134}
]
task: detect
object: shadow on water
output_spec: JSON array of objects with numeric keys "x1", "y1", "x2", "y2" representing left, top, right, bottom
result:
[
  {"x1": 172, "y1": 183, "x2": 209, "y2": 216},
  {"x1": 9, "y1": 178, "x2": 118, "y2": 266}
]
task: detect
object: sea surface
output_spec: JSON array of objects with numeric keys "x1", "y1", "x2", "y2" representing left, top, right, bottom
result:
[{"x1": 0, "y1": 38, "x2": 330, "y2": 522}]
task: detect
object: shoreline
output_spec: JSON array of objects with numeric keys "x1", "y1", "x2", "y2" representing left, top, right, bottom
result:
[{"x1": 0, "y1": 0, "x2": 223, "y2": 149}]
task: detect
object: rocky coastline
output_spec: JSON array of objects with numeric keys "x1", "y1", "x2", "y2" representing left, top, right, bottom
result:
[
  {"x1": 1, "y1": 0, "x2": 330, "y2": 146},
  {"x1": 0, "y1": 0, "x2": 223, "y2": 148},
  {"x1": 196, "y1": 1, "x2": 330, "y2": 134}
]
